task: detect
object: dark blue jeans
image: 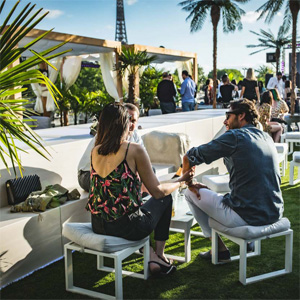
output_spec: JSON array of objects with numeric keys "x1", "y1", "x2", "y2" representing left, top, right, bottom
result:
[
  {"x1": 160, "y1": 102, "x2": 176, "y2": 114},
  {"x1": 91, "y1": 195, "x2": 173, "y2": 241}
]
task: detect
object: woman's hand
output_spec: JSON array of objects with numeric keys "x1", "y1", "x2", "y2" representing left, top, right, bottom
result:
[{"x1": 188, "y1": 182, "x2": 210, "y2": 200}]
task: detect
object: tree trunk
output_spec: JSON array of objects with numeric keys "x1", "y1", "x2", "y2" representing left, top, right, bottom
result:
[
  {"x1": 74, "y1": 112, "x2": 77, "y2": 125},
  {"x1": 128, "y1": 73, "x2": 135, "y2": 104},
  {"x1": 211, "y1": 5, "x2": 220, "y2": 109},
  {"x1": 275, "y1": 47, "x2": 280, "y2": 74},
  {"x1": 63, "y1": 110, "x2": 68, "y2": 126},
  {"x1": 289, "y1": 0, "x2": 300, "y2": 116},
  {"x1": 60, "y1": 109, "x2": 63, "y2": 127}
]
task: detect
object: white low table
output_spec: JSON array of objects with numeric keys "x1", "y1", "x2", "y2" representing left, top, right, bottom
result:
[{"x1": 167, "y1": 192, "x2": 204, "y2": 263}]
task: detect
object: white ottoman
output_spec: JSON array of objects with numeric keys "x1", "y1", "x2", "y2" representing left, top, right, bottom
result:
[
  {"x1": 63, "y1": 223, "x2": 149, "y2": 300},
  {"x1": 281, "y1": 132, "x2": 300, "y2": 154},
  {"x1": 209, "y1": 217, "x2": 293, "y2": 285},
  {"x1": 275, "y1": 142, "x2": 288, "y2": 174},
  {"x1": 289, "y1": 151, "x2": 300, "y2": 185},
  {"x1": 202, "y1": 174, "x2": 230, "y2": 194}
]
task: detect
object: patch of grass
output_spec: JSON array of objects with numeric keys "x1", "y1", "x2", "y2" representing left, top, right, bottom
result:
[{"x1": 1, "y1": 162, "x2": 299, "y2": 299}]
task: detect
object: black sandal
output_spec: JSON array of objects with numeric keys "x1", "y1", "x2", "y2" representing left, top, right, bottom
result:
[{"x1": 148, "y1": 261, "x2": 176, "y2": 276}]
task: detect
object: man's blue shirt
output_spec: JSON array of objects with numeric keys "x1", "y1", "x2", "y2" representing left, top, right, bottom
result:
[
  {"x1": 180, "y1": 77, "x2": 196, "y2": 103},
  {"x1": 186, "y1": 124, "x2": 284, "y2": 226}
]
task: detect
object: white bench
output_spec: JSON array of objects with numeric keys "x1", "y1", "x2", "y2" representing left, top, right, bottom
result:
[
  {"x1": 210, "y1": 217, "x2": 293, "y2": 285},
  {"x1": 281, "y1": 132, "x2": 300, "y2": 155},
  {"x1": 202, "y1": 174, "x2": 230, "y2": 194},
  {"x1": 289, "y1": 151, "x2": 300, "y2": 185},
  {"x1": 63, "y1": 223, "x2": 149, "y2": 300},
  {"x1": 275, "y1": 143, "x2": 288, "y2": 176}
]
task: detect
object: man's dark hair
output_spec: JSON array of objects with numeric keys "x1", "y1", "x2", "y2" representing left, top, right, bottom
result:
[
  {"x1": 282, "y1": 75, "x2": 287, "y2": 81},
  {"x1": 260, "y1": 91, "x2": 273, "y2": 105},
  {"x1": 124, "y1": 103, "x2": 140, "y2": 117},
  {"x1": 230, "y1": 99, "x2": 259, "y2": 126},
  {"x1": 95, "y1": 103, "x2": 130, "y2": 155},
  {"x1": 222, "y1": 74, "x2": 228, "y2": 83},
  {"x1": 162, "y1": 72, "x2": 168, "y2": 78},
  {"x1": 182, "y1": 70, "x2": 188, "y2": 77},
  {"x1": 276, "y1": 72, "x2": 282, "y2": 76}
]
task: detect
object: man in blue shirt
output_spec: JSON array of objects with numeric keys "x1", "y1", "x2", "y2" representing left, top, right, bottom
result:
[
  {"x1": 183, "y1": 99, "x2": 284, "y2": 261},
  {"x1": 179, "y1": 70, "x2": 196, "y2": 111}
]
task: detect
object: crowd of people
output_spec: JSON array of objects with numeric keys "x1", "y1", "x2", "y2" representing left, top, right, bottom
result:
[{"x1": 78, "y1": 96, "x2": 285, "y2": 277}]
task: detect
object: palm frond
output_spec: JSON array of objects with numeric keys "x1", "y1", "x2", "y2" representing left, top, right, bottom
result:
[{"x1": 256, "y1": 0, "x2": 285, "y2": 23}]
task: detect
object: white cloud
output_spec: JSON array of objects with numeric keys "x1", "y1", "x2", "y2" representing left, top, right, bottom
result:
[
  {"x1": 44, "y1": 9, "x2": 64, "y2": 19},
  {"x1": 277, "y1": 12, "x2": 282, "y2": 16},
  {"x1": 105, "y1": 25, "x2": 114, "y2": 30},
  {"x1": 241, "y1": 11, "x2": 260, "y2": 24},
  {"x1": 126, "y1": 0, "x2": 138, "y2": 5}
]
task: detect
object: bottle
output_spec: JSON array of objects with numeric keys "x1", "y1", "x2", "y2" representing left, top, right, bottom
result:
[{"x1": 172, "y1": 164, "x2": 182, "y2": 179}]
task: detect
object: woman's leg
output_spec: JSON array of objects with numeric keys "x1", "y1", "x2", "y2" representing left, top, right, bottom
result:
[{"x1": 269, "y1": 122, "x2": 283, "y2": 143}]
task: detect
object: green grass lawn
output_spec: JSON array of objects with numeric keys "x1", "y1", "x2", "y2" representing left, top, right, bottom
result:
[{"x1": 1, "y1": 162, "x2": 299, "y2": 299}]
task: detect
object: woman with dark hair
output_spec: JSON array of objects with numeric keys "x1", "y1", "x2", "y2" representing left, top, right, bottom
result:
[
  {"x1": 258, "y1": 91, "x2": 282, "y2": 142},
  {"x1": 284, "y1": 80, "x2": 292, "y2": 101},
  {"x1": 258, "y1": 81, "x2": 266, "y2": 94},
  {"x1": 86, "y1": 103, "x2": 193, "y2": 276},
  {"x1": 240, "y1": 68, "x2": 260, "y2": 102},
  {"x1": 204, "y1": 78, "x2": 213, "y2": 105}
]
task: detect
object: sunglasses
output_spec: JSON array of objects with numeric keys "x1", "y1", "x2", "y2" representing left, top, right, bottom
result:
[{"x1": 225, "y1": 111, "x2": 241, "y2": 120}]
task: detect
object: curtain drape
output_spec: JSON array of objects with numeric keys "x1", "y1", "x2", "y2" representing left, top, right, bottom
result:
[
  {"x1": 32, "y1": 58, "x2": 63, "y2": 113},
  {"x1": 176, "y1": 60, "x2": 193, "y2": 83},
  {"x1": 62, "y1": 56, "x2": 82, "y2": 89},
  {"x1": 99, "y1": 52, "x2": 119, "y2": 101},
  {"x1": 46, "y1": 57, "x2": 63, "y2": 111}
]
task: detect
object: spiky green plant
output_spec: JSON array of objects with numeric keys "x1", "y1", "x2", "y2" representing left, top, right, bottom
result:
[
  {"x1": 116, "y1": 46, "x2": 156, "y2": 105},
  {"x1": 0, "y1": 0, "x2": 71, "y2": 176}
]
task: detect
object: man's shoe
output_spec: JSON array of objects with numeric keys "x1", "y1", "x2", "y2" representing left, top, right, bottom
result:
[
  {"x1": 199, "y1": 249, "x2": 231, "y2": 262},
  {"x1": 247, "y1": 242, "x2": 255, "y2": 253}
]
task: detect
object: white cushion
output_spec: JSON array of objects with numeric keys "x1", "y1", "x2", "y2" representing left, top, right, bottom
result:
[
  {"x1": 202, "y1": 174, "x2": 230, "y2": 193},
  {"x1": 285, "y1": 132, "x2": 300, "y2": 140},
  {"x1": 293, "y1": 151, "x2": 300, "y2": 163},
  {"x1": 63, "y1": 223, "x2": 148, "y2": 253},
  {"x1": 277, "y1": 153, "x2": 285, "y2": 163},
  {"x1": 274, "y1": 143, "x2": 288, "y2": 154},
  {"x1": 209, "y1": 217, "x2": 290, "y2": 240}
]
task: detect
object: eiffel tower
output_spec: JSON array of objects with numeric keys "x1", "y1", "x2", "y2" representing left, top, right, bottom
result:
[{"x1": 115, "y1": 0, "x2": 128, "y2": 44}]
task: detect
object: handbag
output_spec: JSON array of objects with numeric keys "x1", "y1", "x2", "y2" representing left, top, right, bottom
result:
[{"x1": 6, "y1": 175, "x2": 42, "y2": 205}]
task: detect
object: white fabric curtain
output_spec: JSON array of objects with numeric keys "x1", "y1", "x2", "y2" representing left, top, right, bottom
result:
[
  {"x1": 99, "y1": 52, "x2": 119, "y2": 101},
  {"x1": 62, "y1": 56, "x2": 82, "y2": 89},
  {"x1": 176, "y1": 60, "x2": 193, "y2": 83},
  {"x1": 46, "y1": 57, "x2": 63, "y2": 111},
  {"x1": 122, "y1": 69, "x2": 129, "y2": 96},
  {"x1": 32, "y1": 58, "x2": 63, "y2": 113}
]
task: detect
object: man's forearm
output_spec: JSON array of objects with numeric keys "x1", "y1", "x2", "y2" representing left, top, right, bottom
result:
[{"x1": 182, "y1": 154, "x2": 191, "y2": 175}]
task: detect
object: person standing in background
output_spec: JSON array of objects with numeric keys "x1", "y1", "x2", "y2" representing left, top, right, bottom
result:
[
  {"x1": 240, "y1": 68, "x2": 260, "y2": 102},
  {"x1": 178, "y1": 70, "x2": 196, "y2": 111},
  {"x1": 267, "y1": 72, "x2": 284, "y2": 99},
  {"x1": 157, "y1": 72, "x2": 177, "y2": 114}
]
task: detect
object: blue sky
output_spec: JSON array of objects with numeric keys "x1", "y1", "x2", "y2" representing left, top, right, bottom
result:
[{"x1": 3, "y1": 0, "x2": 291, "y2": 75}]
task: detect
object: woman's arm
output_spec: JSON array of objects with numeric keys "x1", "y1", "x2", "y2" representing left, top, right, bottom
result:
[
  {"x1": 134, "y1": 145, "x2": 193, "y2": 199},
  {"x1": 240, "y1": 86, "x2": 245, "y2": 98},
  {"x1": 255, "y1": 86, "x2": 260, "y2": 102}
]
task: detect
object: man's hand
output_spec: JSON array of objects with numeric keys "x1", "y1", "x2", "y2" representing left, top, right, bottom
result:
[{"x1": 188, "y1": 182, "x2": 209, "y2": 200}]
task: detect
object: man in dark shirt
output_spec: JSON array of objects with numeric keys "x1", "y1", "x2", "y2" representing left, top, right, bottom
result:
[
  {"x1": 182, "y1": 99, "x2": 283, "y2": 261},
  {"x1": 157, "y1": 72, "x2": 177, "y2": 114}
]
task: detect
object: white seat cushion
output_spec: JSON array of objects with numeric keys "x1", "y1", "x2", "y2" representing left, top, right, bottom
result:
[
  {"x1": 209, "y1": 217, "x2": 290, "y2": 240},
  {"x1": 285, "y1": 132, "x2": 300, "y2": 140},
  {"x1": 274, "y1": 143, "x2": 288, "y2": 154},
  {"x1": 293, "y1": 151, "x2": 300, "y2": 163},
  {"x1": 63, "y1": 223, "x2": 148, "y2": 253},
  {"x1": 202, "y1": 174, "x2": 230, "y2": 193}
]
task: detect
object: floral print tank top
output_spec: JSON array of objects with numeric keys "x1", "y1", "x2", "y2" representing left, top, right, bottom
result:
[{"x1": 86, "y1": 143, "x2": 142, "y2": 222}]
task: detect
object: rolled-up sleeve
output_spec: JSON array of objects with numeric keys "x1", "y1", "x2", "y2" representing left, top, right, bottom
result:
[{"x1": 186, "y1": 130, "x2": 238, "y2": 166}]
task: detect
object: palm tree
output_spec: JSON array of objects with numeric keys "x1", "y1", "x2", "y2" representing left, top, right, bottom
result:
[
  {"x1": 179, "y1": 0, "x2": 249, "y2": 108},
  {"x1": 247, "y1": 26, "x2": 293, "y2": 73},
  {"x1": 0, "y1": 0, "x2": 71, "y2": 176},
  {"x1": 256, "y1": 0, "x2": 300, "y2": 114},
  {"x1": 116, "y1": 46, "x2": 156, "y2": 105}
]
